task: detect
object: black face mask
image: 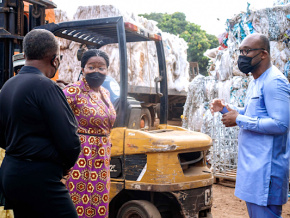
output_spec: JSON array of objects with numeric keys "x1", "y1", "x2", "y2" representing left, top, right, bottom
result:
[
  {"x1": 51, "y1": 65, "x2": 59, "y2": 78},
  {"x1": 85, "y1": 72, "x2": 106, "y2": 89},
  {"x1": 50, "y1": 55, "x2": 60, "y2": 78},
  {"x1": 237, "y1": 52, "x2": 262, "y2": 74}
]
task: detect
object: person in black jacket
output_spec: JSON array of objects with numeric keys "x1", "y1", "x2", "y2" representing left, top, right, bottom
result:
[{"x1": 0, "y1": 29, "x2": 81, "y2": 218}]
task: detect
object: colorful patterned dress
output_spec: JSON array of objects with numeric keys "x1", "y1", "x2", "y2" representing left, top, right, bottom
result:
[{"x1": 63, "y1": 77, "x2": 116, "y2": 218}]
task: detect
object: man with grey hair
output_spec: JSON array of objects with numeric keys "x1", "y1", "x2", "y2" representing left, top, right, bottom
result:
[
  {"x1": 211, "y1": 33, "x2": 290, "y2": 218},
  {"x1": 0, "y1": 29, "x2": 81, "y2": 217}
]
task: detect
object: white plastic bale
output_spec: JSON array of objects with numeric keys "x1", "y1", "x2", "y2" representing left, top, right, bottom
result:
[
  {"x1": 207, "y1": 4, "x2": 290, "y2": 81},
  {"x1": 162, "y1": 32, "x2": 189, "y2": 91},
  {"x1": 204, "y1": 48, "x2": 218, "y2": 59},
  {"x1": 252, "y1": 6, "x2": 290, "y2": 40},
  {"x1": 231, "y1": 76, "x2": 243, "y2": 89},
  {"x1": 190, "y1": 105, "x2": 206, "y2": 132},
  {"x1": 270, "y1": 41, "x2": 287, "y2": 71},
  {"x1": 163, "y1": 36, "x2": 176, "y2": 89},
  {"x1": 273, "y1": 0, "x2": 290, "y2": 5},
  {"x1": 182, "y1": 75, "x2": 205, "y2": 130},
  {"x1": 204, "y1": 76, "x2": 218, "y2": 102},
  {"x1": 203, "y1": 5, "x2": 290, "y2": 83},
  {"x1": 283, "y1": 46, "x2": 290, "y2": 58},
  {"x1": 252, "y1": 9, "x2": 270, "y2": 37},
  {"x1": 214, "y1": 53, "x2": 222, "y2": 80},
  {"x1": 241, "y1": 13, "x2": 254, "y2": 37},
  {"x1": 272, "y1": 6, "x2": 290, "y2": 40},
  {"x1": 184, "y1": 103, "x2": 206, "y2": 132},
  {"x1": 101, "y1": 44, "x2": 121, "y2": 82},
  {"x1": 208, "y1": 70, "x2": 216, "y2": 78},
  {"x1": 280, "y1": 50, "x2": 287, "y2": 62},
  {"x1": 215, "y1": 49, "x2": 233, "y2": 81},
  {"x1": 57, "y1": 40, "x2": 83, "y2": 82},
  {"x1": 58, "y1": 48, "x2": 80, "y2": 82},
  {"x1": 201, "y1": 109, "x2": 214, "y2": 137},
  {"x1": 230, "y1": 89, "x2": 247, "y2": 107},
  {"x1": 217, "y1": 79, "x2": 232, "y2": 104},
  {"x1": 54, "y1": 10, "x2": 71, "y2": 50},
  {"x1": 55, "y1": 5, "x2": 189, "y2": 92}
]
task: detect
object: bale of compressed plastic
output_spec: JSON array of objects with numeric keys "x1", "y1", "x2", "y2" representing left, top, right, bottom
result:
[
  {"x1": 182, "y1": 75, "x2": 205, "y2": 131},
  {"x1": 55, "y1": 5, "x2": 189, "y2": 92},
  {"x1": 204, "y1": 4, "x2": 290, "y2": 81},
  {"x1": 215, "y1": 50, "x2": 233, "y2": 81},
  {"x1": 54, "y1": 10, "x2": 70, "y2": 50}
]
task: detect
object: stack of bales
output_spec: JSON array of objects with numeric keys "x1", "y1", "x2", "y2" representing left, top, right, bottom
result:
[
  {"x1": 55, "y1": 5, "x2": 189, "y2": 92},
  {"x1": 183, "y1": 3, "x2": 290, "y2": 171}
]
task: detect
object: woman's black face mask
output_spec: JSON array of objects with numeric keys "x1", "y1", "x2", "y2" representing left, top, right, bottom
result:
[
  {"x1": 237, "y1": 52, "x2": 262, "y2": 74},
  {"x1": 85, "y1": 72, "x2": 106, "y2": 89}
]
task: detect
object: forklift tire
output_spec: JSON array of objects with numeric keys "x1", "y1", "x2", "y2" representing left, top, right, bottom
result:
[
  {"x1": 140, "y1": 108, "x2": 151, "y2": 129},
  {"x1": 117, "y1": 200, "x2": 161, "y2": 218}
]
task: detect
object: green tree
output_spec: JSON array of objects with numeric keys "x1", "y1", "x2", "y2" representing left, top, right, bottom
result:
[{"x1": 140, "y1": 12, "x2": 219, "y2": 74}]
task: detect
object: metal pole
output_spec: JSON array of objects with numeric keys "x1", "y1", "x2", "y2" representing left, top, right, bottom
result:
[
  {"x1": 8, "y1": 40, "x2": 14, "y2": 78},
  {"x1": 155, "y1": 38, "x2": 168, "y2": 124},
  {"x1": 116, "y1": 17, "x2": 128, "y2": 127}
]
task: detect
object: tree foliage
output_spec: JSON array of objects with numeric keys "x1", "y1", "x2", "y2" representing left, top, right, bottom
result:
[{"x1": 139, "y1": 12, "x2": 219, "y2": 74}]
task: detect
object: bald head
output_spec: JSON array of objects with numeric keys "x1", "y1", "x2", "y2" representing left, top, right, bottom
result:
[
  {"x1": 241, "y1": 33, "x2": 270, "y2": 54},
  {"x1": 23, "y1": 29, "x2": 59, "y2": 60}
]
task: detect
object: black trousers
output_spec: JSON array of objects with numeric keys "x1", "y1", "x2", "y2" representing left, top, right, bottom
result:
[{"x1": 0, "y1": 155, "x2": 78, "y2": 218}]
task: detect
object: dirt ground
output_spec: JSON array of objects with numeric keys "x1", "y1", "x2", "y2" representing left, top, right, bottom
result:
[{"x1": 212, "y1": 183, "x2": 290, "y2": 218}]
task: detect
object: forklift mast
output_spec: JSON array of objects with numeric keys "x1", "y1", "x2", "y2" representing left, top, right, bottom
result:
[{"x1": 0, "y1": 0, "x2": 56, "y2": 88}]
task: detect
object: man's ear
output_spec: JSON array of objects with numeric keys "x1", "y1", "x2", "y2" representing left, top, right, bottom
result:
[
  {"x1": 261, "y1": 50, "x2": 268, "y2": 59},
  {"x1": 51, "y1": 55, "x2": 57, "y2": 67}
]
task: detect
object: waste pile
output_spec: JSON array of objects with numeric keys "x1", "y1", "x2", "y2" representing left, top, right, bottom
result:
[
  {"x1": 273, "y1": 0, "x2": 290, "y2": 6},
  {"x1": 55, "y1": 5, "x2": 189, "y2": 92},
  {"x1": 183, "y1": 2, "x2": 290, "y2": 174}
]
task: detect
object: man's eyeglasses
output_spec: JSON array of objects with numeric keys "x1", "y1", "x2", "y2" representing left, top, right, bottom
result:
[{"x1": 238, "y1": 48, "x2": 265, "y2": 56}]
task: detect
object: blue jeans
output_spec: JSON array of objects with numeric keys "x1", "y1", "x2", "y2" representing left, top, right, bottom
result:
[{"x1": 246, "y1": 202, "x2": 282, "y2": 218}]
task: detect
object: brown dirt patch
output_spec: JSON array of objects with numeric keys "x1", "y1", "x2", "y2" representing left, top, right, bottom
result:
[{"x1": 212, "y1": 183, "x2": 290, "y2": 218}]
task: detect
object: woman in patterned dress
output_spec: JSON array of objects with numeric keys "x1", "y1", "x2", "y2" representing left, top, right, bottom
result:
[{"x1": 63, "y1": 49, "x2": 116, "y2": 218}]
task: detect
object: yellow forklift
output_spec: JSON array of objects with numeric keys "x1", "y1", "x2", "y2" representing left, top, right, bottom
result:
[
  {"x1": 37, "y1": 17, "x2": 213, "y2": 218},
  {"x1": 1, "y1": 1, "x2": 213, "y2": 216}
]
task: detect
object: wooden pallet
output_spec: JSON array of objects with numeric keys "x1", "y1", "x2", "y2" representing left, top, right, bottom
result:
[
  {"x1": 214, "y1": 169, "x2": 237, "y2": 180},
  {"x1": 214, "y1": 178, "x2": 236, "y2": 188},
  {"x1": 214, "y1": 169, "x2": 290, "y2": 188}
]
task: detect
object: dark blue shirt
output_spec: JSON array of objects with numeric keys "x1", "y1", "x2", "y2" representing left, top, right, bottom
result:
[{"x1": 0, "y1": 66, "x2": 81, "y2": 170}]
